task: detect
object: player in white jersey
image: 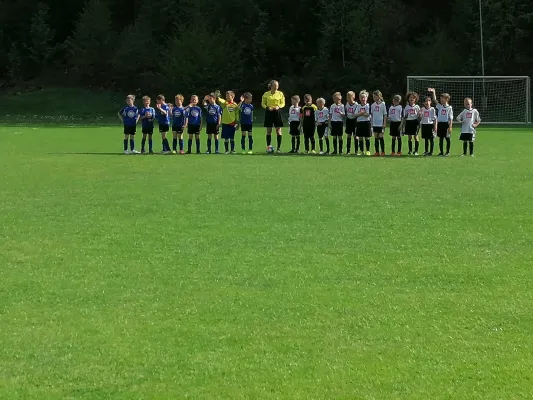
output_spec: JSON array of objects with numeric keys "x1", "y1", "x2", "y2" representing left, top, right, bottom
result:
[
  {"x1": 345, "y1": 91, "x2": 358, "y2": 154},
  {"x1": 315, "y1": 98, "x2": 330, "y2": 155},
  {"x1": 288, "y1": 95, "x2": 302, "y2": 153},
  {"x1": 329, "y1": 92, "x2": 345, "y2": 155},
  {"x1": 388, "y1": 95, "x2": 403, "y2": 156},
  {"x1": 419, "y1": 96, "x2": 437, "y2": 156},
  {"x1": 401, "y1": 92, "x2": 421, "y2": 155},
  {"x1": 456, "y1": 97, "x2": 481, "y2": 156},
  {"x1": 355, "y1": 90, "x2": 372, "y2": 155},
  {"x1": 371, "y1": 90, "x2": 387, "y2": 156},
  {"x1": 428, "y1": 89, "x2": 454, "y2": 156}
]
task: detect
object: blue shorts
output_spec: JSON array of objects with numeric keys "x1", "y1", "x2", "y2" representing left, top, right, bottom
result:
[{"x1": 221, "y1": 124, "x2": 236, "y2": 140}]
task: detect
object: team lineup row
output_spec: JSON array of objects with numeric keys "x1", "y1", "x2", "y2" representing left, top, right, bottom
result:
[{"x1": 117, "y1": 88, "x2": 482, "y2": 157}]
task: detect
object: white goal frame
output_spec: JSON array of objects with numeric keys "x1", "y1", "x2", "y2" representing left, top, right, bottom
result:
[{"x1": 407, "y1": 76, "x2": 531, "y2": 125}]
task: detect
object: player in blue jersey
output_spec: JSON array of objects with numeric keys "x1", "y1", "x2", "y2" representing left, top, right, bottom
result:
[
  {"x1": 185, "y1": 95, "x2": 202, "y2": 154},
  {"x1": 239, "y1": 92, "x2": 254, "y2": 154},
  {"x1": 139, "y1": 96, "x2": 155, "y2": 154},
  {"x1": 203, "y1": 94, "x2": 222, "y2": 154},
  {"x1": 171, "y1": 94, "x2": 187, "y2": 154},
  {"x1": 155, "y1": 94, "x2": 171, "y2": 154},
  {"x1": 117, "y1": 95, "x2": 140, "y2": 154}
]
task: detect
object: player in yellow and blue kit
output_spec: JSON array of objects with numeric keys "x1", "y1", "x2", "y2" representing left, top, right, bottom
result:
[
  {"x1": 203, "y1": 94, "x2": 222, "y2": 154},
  {"x1": 239, "y1": 92, "x2": 254, "y2": 154},
  {"x1": 118, "y1": 94, "x2": 140, "y2": 154},
  {"x1": 216, "y1": 90, "x2": 240, "y2": 154}
]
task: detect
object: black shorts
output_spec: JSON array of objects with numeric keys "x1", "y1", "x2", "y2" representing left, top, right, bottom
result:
[
  {"x1": 142, "y1": 126, "x2": 154, "y2": 135},
  {"x1": 159, "y1": 124, "x2": 170, "y2": 133},
  {"x1": 172, "y1": 125, "x2": 184, "y2": 134},
  {"x1": 437, "y1": 122, "x2": 450, "y2": 138},
  {"x1": 317, "y1": 124, "x2": 328, "y2": 138},
  {"x1": 303, "y1": 124, "x2": 315, "y2": 138},
  {"x1": 421, "y1": 124, "x2": 434, "y2": 139},
  {"x1": 264, "y1": 109, "x2": 284, "y2": 128},
  {"x1": 346, "y1": 118, "x2": 356, "y2": 135},
  {"x1": 123, "y1": 125, "x2": 136, "y2": 135},
  {"x1": 206, "y1": 123, "x2": 219, "y2": 135},
  {"x1": 289, "y1": 121, "x2": 301, "y2": 135},
  {"x1": 372, "y1": 126, "x2": 383, "y2": 134},
  {"x1": 460, "y1": 132, "x2": 475, "y2": 141},
  {"x1": 389, "y1": 121, "x2": 401, "y2": 137},
  {"x1": 356, "y1": 121, "x2": 371, "y2": 137},
  {"x1": 330, "y1": 121, "x2": 343, "y2": 136},
  {"x1": 404, "y1": 119, "x2": 419, "y2": 136},
  {"x1": 241, "y1": 124, "x2": 253, "y2": 133},
  {"x1": 188, "y1": 124, "x2": 201, "y2": 135}
]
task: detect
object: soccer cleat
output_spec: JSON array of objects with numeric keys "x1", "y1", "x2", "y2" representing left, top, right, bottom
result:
[
  {"x1": 380, "y1": 152, "x2": 386, "y2": 157},
  {"x1": 332, "y1": 151, "x2": 338, "y2": 155},
  {"x1": 124, "y1": 150, "x2": 130, "y2": 155},
  {"x1": 186, "y1": 151, "x2": 191, "y2": 154},
  {"x1": 346, "y1": 151, "x2": 351, "y2": 155},
  {"x1": 231, "y1": 150, "x2": 236, "y2": 154},
  {"x1": 437, "y1": 152, "x2": 444, "y2": 156},
  {"x1": 205, "y1": 151, "x2": 211, "y2": 154},
  {"x1": 131, "y1": 150, "x2": 140, "y2": 154},
  {"x1": 172, "y1": 150, "x2": 177, "y2": 154},
  {"x1": 276, "y1": 149, "x2": 282, "y2": 153},
  {"x1": 141, "y1": 149, "x2": 146, "y2": 154},
  {"x1": 162, "y1": 150, "x2": 171, "y2": 154},
  {"x1": 311, "y1": 150, "x2": 317, "y2": 154},
  {"x1": 365, "y1": 151, "x2": 371, "y2": 156},
  {"x1": 423, "y1": 152, "x2": 428, "y2": 156},
  {"x1": 179, "y1": 150, "x2": 184, "y2": 154},
  {"x1": 356, "y1": 151, "x2": 362, "y2": 156},
  {"x1": 413, "y1": 152, "x2": 419, "y2": 156},
  {"x1": 149, "y1": 150, "x2": 154, "y2": 154},
  {"x1": 224, "y1": 151, "x2": 230, "y2": 154},
  {"x1": 470, "y1": 154, "x2": 475, "y2": 157},
  {"x1": 242, "y1": 150, "x2": 247, "y2": 155},
  {"x1": 407, "y1": 151, "x2": 412, "y2": 155},
  {"x1": 304, "y1": 151, "x2": 309, "y2": 154},
  {"x1": 444, "y1": 152, "x2": 450, "y2": 157},
  {"x1": 391, "y1": 152, "x2": 396, "y2": 156},
  {"x1": 247, "y1": 150, "x2": 253, "y2": 154},
  {"x1": 215, "y1": 150, "x2": 220, "y2": 154},
  {"x1": 396, "y1": 152, "x2": 402, "y2": 156},
  {"x1": 319, "y1": 151, "x2": 325, "y2": 155}
]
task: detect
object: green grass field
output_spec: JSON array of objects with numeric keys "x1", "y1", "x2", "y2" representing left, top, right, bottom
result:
[{"x1": 1, "y1": 124, "x2": 533, "y2": 399}]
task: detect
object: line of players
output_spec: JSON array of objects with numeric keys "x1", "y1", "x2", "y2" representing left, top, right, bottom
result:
[{"x1": 118, "y1": 88, "x2": 481, "y2": 156}]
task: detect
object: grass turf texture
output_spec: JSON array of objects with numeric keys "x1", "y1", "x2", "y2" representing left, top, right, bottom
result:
[{"x1": 1, "y1": 125, "x2": 532, "y2": 399}]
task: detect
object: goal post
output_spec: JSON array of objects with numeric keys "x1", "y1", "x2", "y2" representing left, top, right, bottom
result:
[{"x1": 406, "y1": 76, "x2": 531, "y2": 124}]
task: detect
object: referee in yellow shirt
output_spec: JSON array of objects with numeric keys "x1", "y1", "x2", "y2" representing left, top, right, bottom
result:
[{"x1": 261, "y1": 80, "x2": 285, "y2": 152}]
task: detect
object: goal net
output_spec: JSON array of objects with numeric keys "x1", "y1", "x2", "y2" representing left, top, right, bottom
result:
[{"x1": 407, "y1": 76, "x2": 531, "y2": 124}]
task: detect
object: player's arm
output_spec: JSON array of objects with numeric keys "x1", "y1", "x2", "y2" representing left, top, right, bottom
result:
[
  {"x1": 383, "y1": 109, "x2": 387, "y2": 128},
  {"x1": 428, "y1": 88, "x2": 437, "y2": 105},
  {"x1": 456, "y1": 110, "x2": 464, "y2": 122},
  {"x1": 117, "y1": 109, "x2": 124, "y2": 122},
  {"x1": 135, "y1": 110, "x2": 140, "y2": 124},
  {"x1": 277, "y1": 92, "x2": 285, "y2": 110},
  {"x1": 261, "y1": 92, "x2": 268, "y2": 109},
  {"x1": 473, "y1": 111, "x2": 481, "y2": 128}
]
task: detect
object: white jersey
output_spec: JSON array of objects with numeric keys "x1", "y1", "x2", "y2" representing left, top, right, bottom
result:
[
  {"x1": 288, "y1": 105, "x2": 301, "y2": 122},
  {"x1": 436, "y1": 104, "x2": 453, "y2": 123},
  {"x1": 388, "y1": 105, "x2": 402, "y2": 122},
  {"x1": 456, "y1": 108, "x2": 481, "y2": 133},
  {"x1": 345, "y1": 102, "x2": 358, "y2": 119},
  {"x1": 356, "y1": 103, "x2": 371, "y2": 122},
  {"x1": 329, "y1": 103, "x2": 345, "y2": 122},
  {"x1": 420, "y1": 107, "x2": 436, "y2": 124},
  {"x1": 315, "y1": 107, "x2": 329, "y2": 124},
  {"x1": 371, "y1": 101, "x2": 387, "y2": 127},
  {"x1": 403, "y1": 104, "x2": 420, "y2": 120}
]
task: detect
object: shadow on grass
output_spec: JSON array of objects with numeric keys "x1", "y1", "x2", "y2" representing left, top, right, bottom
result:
[{"x1": 48, "y1": 152, "x2": 465, "y2": 158}]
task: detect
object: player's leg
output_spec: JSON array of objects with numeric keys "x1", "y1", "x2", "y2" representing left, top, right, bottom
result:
[
  {"x1": 123, "y1": 133, "x2": 129, "y2": 154},
  {"x1": 195, "y1": 133, "x2": 201, "y2": 154},
  {"x1": 275, "y1": 127, "x2": 282, "y2": 152},
  {"x1": 469, "y1": 137, "x2": 474, "y2": 156},
  {"x1": 214, "y1": 132, "x2": 220, "y2": 154},
  {"x1": 172, "y1": 131, "x2": 178, "y2": 153},
  {"x1": 414, "y1": 133, "x2": 420, "y2": 155},
  {"x1": 247, "y1": 131, "x2": 253, "y2": 153},
  {"x1": 129, "y1": 129, "x2": 138, "y2": 153},
  {"x1": 141, "y1": 133, "x2": 147, "y2": 153},
  {"x1": 148, "y1": 133, "x2": 153, "y2": 153},
  {"x1": 241, "y1": 130, "x2": 247, "y2": 152},
  {"x1": 318, "y1": 127, "x2": 324, "y2": 154},
  {"x1": 438, "y1": 136, "x2": 444, "y2": 155},
  {"x1": 178, "y1": 132, "x2": 184, "y2": 153},
  {"x1": 187, "y1": 133, "x2": 193, "y2": 154},
  {"x1": 407, "y1": 134, "x2": 413, "y2": 154},
  {"x1": 207, "y1": 133, "x2": 213, "y2": 154},
  {"x1": 160, "y1": 129, "x2": 169, "y2": 153},
  {"x1": 373, "y1": 131, "x2": 380, "y2": 155},
  {"x1": 462, "y1": 140, "x2": 468, "y2": 155},
  {"x1": 445, "y1": 133, "x2": 451, "y2": 156},
  {"x1": 230, "y1": 127, "x2": 236, "y2": 153}
]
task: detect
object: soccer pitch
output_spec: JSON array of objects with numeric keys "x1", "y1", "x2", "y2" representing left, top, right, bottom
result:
[{"x1": 1, "y1": 125, "x2": 533, "y2": 399}]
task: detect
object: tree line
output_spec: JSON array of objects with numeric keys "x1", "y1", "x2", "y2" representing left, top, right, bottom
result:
[{"x1": 0, "y1": 0, "x2": 531, "y2": 99}]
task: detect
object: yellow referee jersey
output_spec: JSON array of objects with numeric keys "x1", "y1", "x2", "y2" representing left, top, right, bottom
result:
[{"x1": 261, "y1": 90, "x2": 285, "y2": 109}]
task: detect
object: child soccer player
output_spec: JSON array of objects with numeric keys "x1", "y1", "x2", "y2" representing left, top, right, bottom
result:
[
  {"x1": 315, "y1": 98, "x2": 330, "y2": 155},
  {"x1": 420, "y1": 96, "x2": 437, "y2": 156},
  {"x1": 288, "y1": 95, "x2": 302, "y2": 153},
  {"x1": 301, "y1": 94, "x2": 317, "y2": 154},
  {"x1": 185, "y1": 95, "x2": 202, "y2": 154},
  {"x1": 118, "y1": 94, "x2": 140, "y2": 154},
  {"x1": 239, "y1": 92, "x2": 254, "y2": 154},
  {"x1": 371, "y1": 90, "x2": 387, "y2": 156},
  {"x1": 171, "y1": 94, "x2": 187, "y2": 154},
  {"x1": 329, "y1": 92, "x2": 345, "y2": 155},
  {"x1": 203, "y1": 94, "x2": 222, "y2": 154},
  {"x1": 216, "y1": 90, "x2": 240, "y2": 154},
  {"x1": 456, "y1": 97, "x2": 481, "y2": 156},
  {"x1": 345, "y1": 91, "x2": 358, "y2": 154},
  {"x1": 402, "y1": 92, "x2": 421, "y2": 155},
  {"x1": 429, "y1": 89, "x2": 453, "y2": 156},
  {"x1": 139, "y1": 96, "x2": 155, "y2": 154},
  {"x1": 155, "y1": 94, "x2": 171, "y2": 154},
  {"x1": 388, "y1": 95, "x2": 403, "y2": 155},
  {"x1": 355, "y1": 90, "x2": 371, "y2": 155}
]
